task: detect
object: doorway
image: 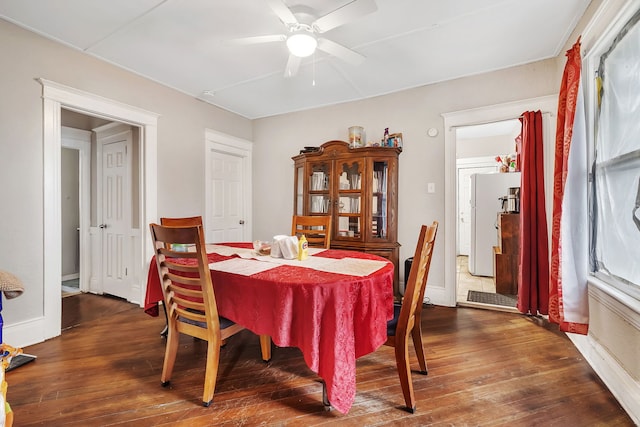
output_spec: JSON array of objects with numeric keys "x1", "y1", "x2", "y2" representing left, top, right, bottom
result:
[
  {"x1": 41, "y1": 78, "x2": 159, "y2": 342},
  {"x1": 61, "y1": 126, "x2": 92, "y2": 298},
  {"x1": 441, "y1": 95, "x2": 557, "y2": 310},
  {"x1": 60, "y1": 119, "x2": 141, "y2": 301},
  {"x1": 455, "y1": 120, "x2": 521, "y2": 310},
  {"x1": 61, "y1": 145, "x2": 81, "y2": 296}
]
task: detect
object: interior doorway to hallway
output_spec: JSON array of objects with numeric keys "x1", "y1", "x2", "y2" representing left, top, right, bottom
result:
[
  {"x1": 442, "y1": 95, "x2": 557, "y2": 311},
  {"x1": 60, "y1": 111, "x2": 143, "y2": 303},
  {"x1": 41, "y1": 78, "x2": 159, "y2": 343},
  {"x1": 61, "y1": 125, "x2": 92, "y2": 298},
  {"x1": 455, "y1": 120, "x2": 520, "y2": 311}
]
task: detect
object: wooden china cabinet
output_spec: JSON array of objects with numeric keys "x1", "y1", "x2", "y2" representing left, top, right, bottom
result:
[{"x1": 292, "y1": 140, "x2": 402, "y2": 296}]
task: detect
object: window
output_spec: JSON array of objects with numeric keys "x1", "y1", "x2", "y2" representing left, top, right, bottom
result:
[{"x1": 589, "y1": 6, "x2": 640, "y2": 299}]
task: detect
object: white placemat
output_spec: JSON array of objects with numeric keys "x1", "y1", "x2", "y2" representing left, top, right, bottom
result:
[
  {"x1": 208, "y1": 258, "x2": 279, "y2": 276},
  {"x1": 315, "y1": 258, "x2": 388, "y2": 277},
  {"x1": 205, "y1": 245, "x2": 386, "y2": 277},
  {"x1": 204, "y1": 244, "x2": 254, "y2": 257}
]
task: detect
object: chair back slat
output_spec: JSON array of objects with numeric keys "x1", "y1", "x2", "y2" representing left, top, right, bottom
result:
[{"x1": 161, "y1": 216, "x2": 203, "y2": 227}]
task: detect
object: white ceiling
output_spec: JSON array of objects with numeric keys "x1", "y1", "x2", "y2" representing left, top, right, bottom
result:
[{"x1": 0, "y1": 0, "x2": 591, "y2": 119}]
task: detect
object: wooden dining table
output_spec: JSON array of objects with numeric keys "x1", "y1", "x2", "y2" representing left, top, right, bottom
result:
[{"x1": 144, "y1": 242, "x2": 394, "y2": 414}]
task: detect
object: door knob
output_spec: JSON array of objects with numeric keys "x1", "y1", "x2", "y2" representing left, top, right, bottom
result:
[
  {"x1": 239, "y1": 220, "x2": 245, "y2": 225},
  {"x1": 99, "y1": 223, "x2": 107, "y2": 229}
]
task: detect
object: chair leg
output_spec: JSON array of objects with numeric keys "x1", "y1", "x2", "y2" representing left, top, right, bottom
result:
[
  {"x1": 260, "y1": 335, "x2": 272, "y2": 362},
  {"x1": 395, "y1": 334, "x2": 416, "y2": 413},
  {"x1": 161, "y1": 302, "x2": 169, "y2": 338},
  {"x1": 411, "y1": 322, "x2": 428, "y2": 375},
  {"x1": 161, "y1": 327, "x2": 179, "y2": 386},
  {"x1": 202, "y1": 338, "x2": 221, "y2": 407}
]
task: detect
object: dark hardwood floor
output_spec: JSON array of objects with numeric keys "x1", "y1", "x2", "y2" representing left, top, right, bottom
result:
[{"x1": 5, "y1": 293, "x2": 633, "y2": 426}]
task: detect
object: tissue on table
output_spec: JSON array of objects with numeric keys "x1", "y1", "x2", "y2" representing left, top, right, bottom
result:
[
  {"x1": 270, "y1": 236, "x2": 284, "y2": 258},
  {"x1": 272, "y1": 235, "x2": 298, "y2": 259}
]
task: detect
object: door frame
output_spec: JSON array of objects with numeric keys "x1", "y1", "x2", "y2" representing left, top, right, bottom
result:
[
  {"x1": 40, "y1": 79, "x2": 158, "y2": 342},
  {"x1": 61, "y1": 126, "x2": 91, "y2": 293},
  {"x1": 204, "y1": 128, "x2": 253, "y2": 244},
  {"x1": 440, "y1": 95, "x2": 557, "y2": 307}
]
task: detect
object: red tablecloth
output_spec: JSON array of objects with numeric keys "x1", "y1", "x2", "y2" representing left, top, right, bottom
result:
[{"x1": 144, "y1": 243, "x2": 394, "y2": 413}]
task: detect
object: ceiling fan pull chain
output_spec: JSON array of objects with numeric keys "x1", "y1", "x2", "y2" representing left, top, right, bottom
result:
[{"x1": 312, "y1": 52, "x2": 316, "y2": 86}]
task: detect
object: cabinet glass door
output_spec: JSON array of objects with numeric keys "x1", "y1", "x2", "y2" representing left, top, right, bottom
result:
[
  {"x1": 336, "y1": 160, "x2": 362, "y2": 239},
  {"x1": 308, "y1": 161, "x2": 331, "y2": 214},
  {"x1": 295, "y1": 165, "x2": 304, "y2": 215},
  {"x1": 372, "y1": 160, "x2": 388, "y2": 239}
]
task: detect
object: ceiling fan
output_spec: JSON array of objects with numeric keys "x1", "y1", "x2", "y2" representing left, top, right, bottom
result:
[{"x1": 231, "y1": 0, "x2": 377, "y2": 77}]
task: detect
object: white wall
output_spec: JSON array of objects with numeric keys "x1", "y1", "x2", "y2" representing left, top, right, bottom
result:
[
  {"x1": 457, "y1": 133, "x2": 519, "y2": 160},
  {"x1": 252, "y1": 58, "x2": 560, "y2": 293},
  {"x1": 0, "y1": 18, "x2": 252, "y2": 338}
]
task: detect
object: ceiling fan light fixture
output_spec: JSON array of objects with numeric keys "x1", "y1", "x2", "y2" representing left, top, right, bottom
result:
[{"x1": 286, "y1": 31, "x2": 317, "y2": 57}]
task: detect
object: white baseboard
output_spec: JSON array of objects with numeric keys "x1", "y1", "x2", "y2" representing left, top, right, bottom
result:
[
  {"x1": 568, "y1": 333, "x2": 640, "y2": 425},
  {"x1": 2, "y1": 317, "x2": 47, "y2": 349}
]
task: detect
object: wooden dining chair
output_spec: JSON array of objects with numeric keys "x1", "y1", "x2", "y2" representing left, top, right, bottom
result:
[
  {"x1": 149, "y1": 222, "x2": 245, "y2": 407},
  {"x1": 158, "y1": 216, "x2": 273, "y2": 361},
  {"x1": 155, "y1": 216, "x2": 204, "y2": 337},
  {"x1": 385, "y1": 221, "x2": 438, "y2": 413},
  {"x1": 291, "y1": 215, "x2": 332, "y2": 248}
]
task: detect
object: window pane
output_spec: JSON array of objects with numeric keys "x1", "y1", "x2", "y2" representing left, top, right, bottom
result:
[
  {"x1": 592, "y1": 10, "x2": 640, "y2": 292},
  {"x1": 596, "y1": 12, "x2": 640, "y2": 161},
  {"x1": 594, "y1": 158, "x2": 640, "y2": 286}
]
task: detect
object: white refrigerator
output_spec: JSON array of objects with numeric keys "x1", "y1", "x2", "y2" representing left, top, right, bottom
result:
[{"x1": 469, "y1": 172, "x2": 521, "y2": 276}]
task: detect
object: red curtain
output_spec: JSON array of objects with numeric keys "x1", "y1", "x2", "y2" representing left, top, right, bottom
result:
[
  {"x1": 549, "y1": 39, "x2": 589, "y2": 334},
  {"x1": 518, "y1": 111, "x2": 549, "y2": 315}
]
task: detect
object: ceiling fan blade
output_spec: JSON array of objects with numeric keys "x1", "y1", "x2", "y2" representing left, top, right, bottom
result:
[
  {"x1": 284, "y1": 55, "x2": 301, "y2": 78},
  {"x1": 317, "y1": 38, "x2": 365, "y2": 65},
  {"x1": 227, "y1": 34, "x2": 286, "y2": 46},
  {"x1": 266, "y1": 0, "x2": 298, "y2": 26},
  {"x1": 312, "y1": 0, "x2": 377, "y2": 33}
]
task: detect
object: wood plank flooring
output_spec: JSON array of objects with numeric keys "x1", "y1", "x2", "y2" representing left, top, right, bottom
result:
[{"x1": 5, "y1": 293, "x2": 633, "y2": 426}]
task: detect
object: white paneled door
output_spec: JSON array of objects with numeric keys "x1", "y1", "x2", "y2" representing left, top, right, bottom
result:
[
  {"x1": 100, "y1": 131, "x2": 131, "y2": 300},
  {"x1": 208, "y1": 150, "x2": 245, "y2": 243}
]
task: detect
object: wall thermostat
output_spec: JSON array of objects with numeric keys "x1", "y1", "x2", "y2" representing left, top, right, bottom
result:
[{"x1": 427, "y1": 128, "x2": 438, "y2": 137}]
